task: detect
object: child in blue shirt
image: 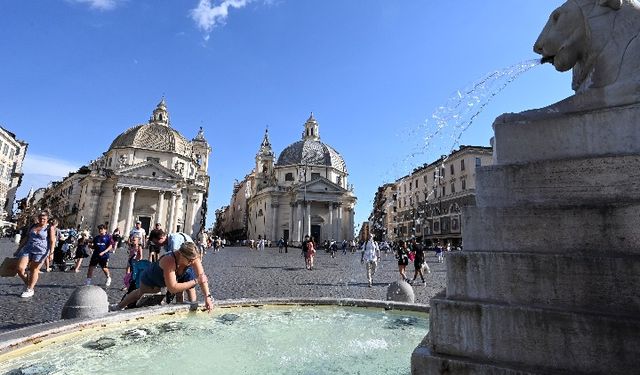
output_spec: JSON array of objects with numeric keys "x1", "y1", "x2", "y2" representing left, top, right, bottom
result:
[{"x1": 85, "y1": 224, "x2": 113, "y2": 287}]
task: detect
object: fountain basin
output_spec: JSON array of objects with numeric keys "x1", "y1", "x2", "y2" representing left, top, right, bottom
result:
[{"x1": 0, "y1": 298, "x2": 428, "y2": 374}]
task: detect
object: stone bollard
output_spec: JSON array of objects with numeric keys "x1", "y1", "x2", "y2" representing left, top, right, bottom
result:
[
  {"x1": 14, "y1": 233, "x2": 21, "y2": 244},
  {"x1": 61, "y1": 286, "x2": 109, "y2": 320},
  {"x1": 386, "y1": 280, "x2": 415, "y2": 303}
]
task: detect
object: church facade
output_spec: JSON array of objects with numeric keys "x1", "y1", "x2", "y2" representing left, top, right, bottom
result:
[
  {"x1": 221, "y1": 114, "x2": 356, "y2": 245},
  {"x1": 37, "y1": 100, "x2": 210, "y2": 237}
]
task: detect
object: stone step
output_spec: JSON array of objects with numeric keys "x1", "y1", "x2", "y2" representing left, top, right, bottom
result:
[
  {"x1": 427, "y1": 297, "x2": 640, "y2": 374},
  {"x1": 492, "y1": 102, "x2": 640, "y2": 165},
  {"x1": 462, "y1": 205, "x2": 640, "y2": 255},
  {"x1": 412, "y1": 346, "x2": 553, "y2": 375},
  {"x1": 445, "y1": 251, "x2": 640, "y2": 317},
  {"x1": 474, "y1": 155, "x2": 640, "y2": 208}
]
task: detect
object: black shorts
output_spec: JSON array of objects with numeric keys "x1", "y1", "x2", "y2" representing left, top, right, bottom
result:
[
  {"x1": 149, "y1": 245, "x2": 161, "y2": 254},
  {"x1": 398, "y1": 258, "x2": 409, "y2": 266},
  {"x1": 414, "y1": 261, "x2": 424, "y2": 270},
  {"x1": 89, "y1": 257, "x2": 109, "y2": 268}
]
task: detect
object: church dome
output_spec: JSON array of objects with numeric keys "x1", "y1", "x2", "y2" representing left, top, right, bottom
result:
[
  {"x1": 277, "y1": 139, "x2": 346, "y2": 172},
  {"x1": 108, "y1": 99, "x2": 191, "y2": 157},
  {"x1": 276, "y1": 114, "x2": 347, "y2": 172}
]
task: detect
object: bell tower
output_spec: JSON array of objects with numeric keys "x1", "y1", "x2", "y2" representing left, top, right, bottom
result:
[
  {"x1": 192, "y1": 126, "x2": 211, "y2": 173},
  {"x1": 256, "y1": 127, "x2": 275, "y2": 177}
]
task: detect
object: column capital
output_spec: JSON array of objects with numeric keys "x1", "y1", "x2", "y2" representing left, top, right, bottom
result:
[
  {"x1": 114, "y1": 186, "x2": 124, "y2": 193},
  {"x1": 129, "y1": 187, "x2": 138, "y2": 193},
  {"x1": 158, "y1": 190, "x2": 165, "y2": 195}
]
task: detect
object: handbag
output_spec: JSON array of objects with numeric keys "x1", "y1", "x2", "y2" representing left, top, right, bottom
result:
[{"x1": 0, "y1": 257, "x2": 19, "y2": 277}]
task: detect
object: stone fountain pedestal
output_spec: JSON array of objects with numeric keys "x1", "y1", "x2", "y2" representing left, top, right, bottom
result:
[{"x1": 411, "y1": 104, "x2": 640, "y2": 374}]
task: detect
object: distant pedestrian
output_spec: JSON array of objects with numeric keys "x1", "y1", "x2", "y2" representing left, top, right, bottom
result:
[
  {"x1": 360, "y1": 233, "x2": 380, "y2": 287},
  {"x1": 435, "y1": 244, "x2": 444, "y2": 263},
  {"x1": 85, "y1": 224, "x2": 113, "y2": 287},
  {"x1": 341, "y1": 239, "x2": 347, "y2": 255},
  {"x1": 197, "y1": 231, "x2": 209, "y2": 257},
  {"x1": 129, "y1": 220, "x2": 146, "y2": 248},
  {"x1": 148, "y1": 223, "x2": 163, "y2": 262},
  {"x1": 277, "y1": 237, "x2": 284, "y2": 253},
  {"x1": 395, "y1": 240, "x2": 410, "y2": 282},
  {"x1": 410, "y1": 239, "x2": 430, "y2": 286},
  {"x1": 257, "y1": 235, "x2": 265, "y2": 252},
  {"x1": 283, "y1": 238, "x2": 288, "y2": 253},
  {"x1": 301, "y1": 235, "x2": 310, "y2": 268},
  {"x1": 72, "y1": 237, "x2": 90, "y2": 272},
  {"x1": 14, "y1": 211, "x2": 56, "y2": 298},
  {"x1": 306, "y1": 236, "x2": 316, "y2": 270},
  {"x1": 112, "y1": 228, "x2": 122, "y2": 251}
]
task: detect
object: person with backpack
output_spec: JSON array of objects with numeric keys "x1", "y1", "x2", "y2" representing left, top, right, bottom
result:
[{"x1": 14, "y1": 211, "x2": 57, "y2": 298}]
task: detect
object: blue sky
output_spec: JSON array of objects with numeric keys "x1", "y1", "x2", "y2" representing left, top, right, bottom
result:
[{"x1": 1, "y1": 0, "x2": 571, "y2": 232}]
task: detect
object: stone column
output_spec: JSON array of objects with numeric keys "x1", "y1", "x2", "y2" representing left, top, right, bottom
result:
[
  {"x1": 328, "y1": 203, "x2": 334, "y2": 240},
  {"x1": 185, "y1": 195, "x2": 199, "y2": 237},
  {"x1": 289, "y1": 202, "x2": 295, "y2": 242},
  {"x1": 336, "y1": 203, "x2": 343, "y2": 241},
  {"x1": 175, "y1": 191, "x2": 184, "y2": 232},
  {"x1": 271, "y1": 203, "x2": 279, "y2": 241},
  {"x1": 124, "y1": 187, "x2": 137, "y2": 235},
  {"x1": 348, "y1": 207, "x2": 355, "y2": 240},
  {"x1": 296, "y1": 202, "x2": 302, "y2": 242},
  {"x1": 109, "y1": 186, "x2": 123, "y2": 233},
  {"x1": 305, "y1": 201, "x2": 311, "y2": 239},
  {"x1": 156, "y1": 190, "x2": 165, "y2": 227},
  {"x1": 167, "y1": 191, "x2": 177, "y2": 233}
]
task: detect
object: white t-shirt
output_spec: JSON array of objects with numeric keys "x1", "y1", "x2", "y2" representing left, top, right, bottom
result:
[
  {"x1": 361, "y1": 240, "x2": 379, "y2": 262},
  {"x1": 129, "y1": 227, "x2": 147, "y2": 246}
]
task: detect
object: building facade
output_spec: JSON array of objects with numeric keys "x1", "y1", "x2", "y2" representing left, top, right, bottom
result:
[
  {"x1": 35, "y1": 100, "x2": 211, "y2": 236},
  {"x1": 220, "y1": 114, "x2": 356, "y2": 245},
  {"x1": 370, "y1": 145, "x2": 492, "y2": 246},
  {"x1": 0, "y1": 127, "x2": 28, "y2": 223}
]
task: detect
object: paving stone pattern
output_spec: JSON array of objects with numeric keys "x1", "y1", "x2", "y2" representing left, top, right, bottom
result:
[{"x1": 0, "y1": 239, "x2": 446, "y2": 333}]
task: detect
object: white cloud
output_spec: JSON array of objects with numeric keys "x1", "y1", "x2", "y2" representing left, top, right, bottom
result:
[
  {"x1": 190, "y1": 0, "x2": 252, "y2": 39},
  {"x1": 68, "y1": 0, "x2": 119, "y2": 11},
  {"x1": 16, "y1": 154, "x2": 81, "y2": 199},
  {"x1": 22, "y1": 154, "x2": 80, "y2": 180}
]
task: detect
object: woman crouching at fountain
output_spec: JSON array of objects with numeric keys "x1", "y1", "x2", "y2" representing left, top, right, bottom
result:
[{"x1": 114, "y1": 242, "x2": 214, "y2": 311}]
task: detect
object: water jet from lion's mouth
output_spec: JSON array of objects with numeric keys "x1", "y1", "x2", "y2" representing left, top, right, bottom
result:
[{"x1": 540, "y1": 55, "x2": 554, "y2": 64}]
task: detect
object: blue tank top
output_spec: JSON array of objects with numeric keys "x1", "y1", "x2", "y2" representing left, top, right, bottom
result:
[
  {"x1": 141, "y1": 252, "x2": 189, "y2": 288},
  {"x1": 24, "y1": 225, "x2": 50, "y2": 254}
]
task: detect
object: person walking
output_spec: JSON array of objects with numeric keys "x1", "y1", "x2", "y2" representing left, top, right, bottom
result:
[
  {"x1": 277, "y1": 237, "x2": 284, "y2": 253},
  {"x1": 395, "y1": 240, "x2": 410, "y2": 282},
  {"x1": 360, "y1": 233, "x2": 380, "y2": 287},
  {"x1": 129, "y1": 220, "x2": 146, "y2": 248},
  {"x1": 71, "y1": 236, "x2": 90, "y2": 272},
  {"x1": 283, "y1": 237, "x2": 288, "y2": 253},
  {"x1": 257, "y1": 235, "x2": 265, "y2": 252},
  {"x1": 410, "y1": 239, "x2": 430, "y2": 286},
  {"x1": 85, "y1": 224, "x2": 113, "y2": 287},
  {"x1": 306, "y1": 236, "x2": 317, "y2": 270},
  {"x1": 197, "y1": 230, "x2": 209, "y2": 257},
  {"x1": 148, "y1": 223, "x2": 164, "y2": 261},
  {"x1": 14, "y1": 211, "x2": 56, "y2": 298},
  {"x1": 111, "y1": 228, "x2": 122, "y2": 252}
]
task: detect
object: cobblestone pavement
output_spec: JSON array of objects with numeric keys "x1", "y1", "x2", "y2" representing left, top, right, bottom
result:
[{"x1": 0, "y1": 238, "x2": 446, "y2": 333}]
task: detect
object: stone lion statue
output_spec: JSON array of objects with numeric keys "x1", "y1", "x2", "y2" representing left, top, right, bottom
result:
[{"x1": 500, "y1": 0, "x2": 640, "y2": 121}]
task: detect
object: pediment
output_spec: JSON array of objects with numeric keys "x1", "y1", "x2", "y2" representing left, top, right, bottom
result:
[
  {"x1": 118, "y1": 161, "x2": 182, "y2": 180},
  {"x1": 301, "y1": 177, "x2": 346, "y2": 194}
]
